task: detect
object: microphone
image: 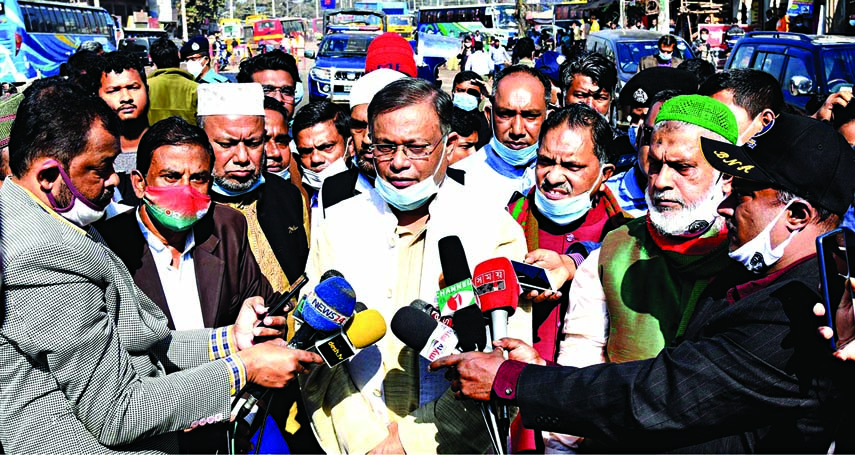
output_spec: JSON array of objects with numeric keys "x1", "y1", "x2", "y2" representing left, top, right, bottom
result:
[
  {"x1": 391, "y1": 306, "x2": 461, "y2": 361},
  {"x1": 315, "y1": 309, "x2": 386, "y2": 367},
  {"x1": 288, "y1": 276, "x2": 357, "y2": 350},
  {"x1": 437, "y1": 236, "x2": 486, "y2": 351},
  {"x1": 409, "y1": 298, "x2": 452, "y2": 327},
  {"x1": 473, "y1": 258, "x2": 520, "y2": 341},
  {"x1": 294, "y1": 270, "x2": 345, "y2": 322}
]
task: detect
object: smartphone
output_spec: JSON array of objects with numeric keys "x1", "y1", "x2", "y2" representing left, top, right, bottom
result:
[
  {"x1": 816, "y1": 227, "x2": 855, "y2": 349},
  {"x1": 511, "y1": 260, "x2": 554, "y2": 292},
  {"x1": 834, "y1": 83, "x2": 854, "y2": 94}
]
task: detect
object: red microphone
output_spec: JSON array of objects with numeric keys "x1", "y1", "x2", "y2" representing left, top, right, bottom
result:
[{"x1": 473, "y1": 257, "x2": 521, "y2": 341}]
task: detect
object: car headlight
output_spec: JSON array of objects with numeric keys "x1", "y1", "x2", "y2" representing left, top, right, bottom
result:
[{"x1": 311, "y1": 67, "x2": 331, "y2": 81}]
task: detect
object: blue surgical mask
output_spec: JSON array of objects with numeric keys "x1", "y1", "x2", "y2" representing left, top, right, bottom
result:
[
  {"x1": 533, "y1": 173, "x2": 600, "y2": 225},
  {"x1": 490, "y1": 136, "x2": 538, "y2": 167},
  {"x1": 453, "y1": 92, "x2": 479, "y2": 112},
  {"x1": 273, "y1": 168, "x2": 291, "y2": 180},
  {"x1": 658, "y1": 52, "x2": 672, "y2": 61},
  {"x1": 212, "y1": 175, "x2": 266, "y2": 197},
  {"x1": 374, "y1": 144, "x2": 446, "y2": 211}
]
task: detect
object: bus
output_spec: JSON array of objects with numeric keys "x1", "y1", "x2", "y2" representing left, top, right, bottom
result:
[
  {"x1": 387, "y1": 14, "x2": 414, "y2": 39},
  {"x1": 219, "y1": 17, "x2": 242, "y2": 50},
  {"x1": 0, "y1": 0, "x2": 117, "y2": 81},
  {"x1": 417, "y1": 3, "x2": 516, "y2": 43},
  {"x1": 252, "y1": 17, "x2": 308, "y2": 47}
]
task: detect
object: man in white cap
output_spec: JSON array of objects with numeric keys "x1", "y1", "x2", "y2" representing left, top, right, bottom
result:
[{"x1": 197, "y1": 82, "x2": 317, "y2": 452}]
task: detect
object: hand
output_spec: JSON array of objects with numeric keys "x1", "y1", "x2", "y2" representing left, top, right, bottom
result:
[
  {"x1": 815, "y1": 277, "x2": 855, "y2": 360},
  {"x1": 429, "y1": 349, "x2": 505, "y2": 402},
  {"x1": 231, "y1": 296, "x2": 288, "y2": 350},
  {"x1": 495, "y1": 338, "x2": 545, "y2": 365},
  {"x1": 525, "y1": 249, "x2": 577, "y2": 289},
  {"x1": 368, "y1": 422, "x2": 405, "y2": 454},
  {"x1": 811, "y1": 90, "x2": 853, "y2": 121},
  {"x1": 236, "y1": 338, "x2": 323, "y2": 388}
]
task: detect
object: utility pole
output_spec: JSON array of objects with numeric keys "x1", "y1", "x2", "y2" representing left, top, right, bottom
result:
[
  {"x1": 229, "y1": 0, "x2": 234, "y2": 18},
  {"x1": 181, "y1": 0, "x2": 188, "y2": 38}
]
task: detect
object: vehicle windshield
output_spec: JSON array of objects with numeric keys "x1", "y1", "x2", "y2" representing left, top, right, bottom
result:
[
  {"x1": 616, "y1": 40, "x2": 693, "y2": 73},
  {"x1": 388, "y1": 16, "x2": 413, "y2": 26},
  {"x1": 823, "y1": 49, "x2": 855, "y2": 92},
  {"x1": 318, "y1": 35, "x2": 374, "y2": 56}
]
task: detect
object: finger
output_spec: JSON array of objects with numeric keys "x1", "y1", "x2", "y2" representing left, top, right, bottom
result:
[
  {"x1": 429, "y1": 354, "x2": 460, "y2": 371},
  {"x1": 295, "y1": 350, "x2": 323, "y2": 364},
  {"x1": 814, "y1": 302, "x2": 826, "y2": 317},
  {"x1": 267, "y1": 337, "x2": 288, "y2": 347},
  {"x1": 261, "y1": 315, "x2": 287, "y2": 328},
  {"x1": 496, "y1": 337, "x2": 528, "y2": 350},
  {"x1": 819, "y1": 326, "x2": 834, "y2": 340}
]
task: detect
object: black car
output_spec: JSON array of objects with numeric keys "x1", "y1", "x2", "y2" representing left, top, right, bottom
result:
[
  {"x1": 118, "y1": 37, "x2": 154, "y2": 67},
  {"x1": 724, "y1": 31, "x2": 855, "y2": 111}
]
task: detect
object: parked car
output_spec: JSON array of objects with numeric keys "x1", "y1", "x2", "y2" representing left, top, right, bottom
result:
[
  {"x1": 118, "y1": 37, "x2": 154, "y2": 67},
  {"x1": 724, "y1": 32, "x2": 855, "y2": 112},
  {"x1": 586, "y1": 30, "x2": 696, "y2": 88},
  {"x1": 304, "y1": 33, "x2": 375, "y2": 103}
]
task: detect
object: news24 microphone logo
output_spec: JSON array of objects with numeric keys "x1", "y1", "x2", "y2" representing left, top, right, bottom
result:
[
  {"x1": 312, "y1": 295, "x2": 349, "y2": 325},
  {"x1": 474, "y1": 269, "x2": 507, "y2": 296}
]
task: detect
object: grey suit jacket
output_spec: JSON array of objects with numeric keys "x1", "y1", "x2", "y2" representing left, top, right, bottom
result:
[{"x1": 0, "y1": 181, "x2": 234, "y2": 453}]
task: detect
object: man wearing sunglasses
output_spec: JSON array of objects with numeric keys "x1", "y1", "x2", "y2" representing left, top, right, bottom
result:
[{"x1": 303, "y1": 77, "x2": 530, "y2": 454}]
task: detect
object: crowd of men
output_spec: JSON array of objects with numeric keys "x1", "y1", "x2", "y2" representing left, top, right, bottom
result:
[{"x1": 1, "y1": 29, "x2": 855, "y2": 455}]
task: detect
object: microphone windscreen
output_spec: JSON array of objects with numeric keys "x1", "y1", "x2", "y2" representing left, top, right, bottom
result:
[
  {"x1": 474, "y1": 257, "x2": 520, "y2": 315},
  {"x1": 345, "y1": 309, "x2": 386, "y2": 348},
  {"x1": 391, "y1": 306, "x2": 441, "y2": 351},
  {"x1": 354, "y1": 301, "x2": 368, "y2": 313},
  {"x1": 321, "y1": 269, "x2": 345, "y2": 282},
  {"x1": 438, "y1": 236, "x2": 472, "y2": 286},
  {"x1": 452, "y1": 304, "x2": 487, "y2": 351},
  {"x1": 303, "y1": 276, "x2": 357, "y2": 332}
]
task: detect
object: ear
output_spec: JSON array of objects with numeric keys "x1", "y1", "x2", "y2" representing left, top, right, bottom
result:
[
  {"x1": 34, "y1": 159, "x2": 61, "y2": 194},
  {"x1": 130, "y1": 169, "x2": 147, "y2": 200},
  {"x1": 784, "y1": 199, "x2": 813, "y2": 231},
  {"x1": 346, "y1": 137, "x2": 355, "y2": 158},
  {"x1": 444, "y1": 132, "x2": 459, "y2": 162},
  {"x1": 759, "y1": 109, "x2": 776, "y2": 127},
  {"x1": 600, "y1": 164, "x2": 615, "y2": 183}
]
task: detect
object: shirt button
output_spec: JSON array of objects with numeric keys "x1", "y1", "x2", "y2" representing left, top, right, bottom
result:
[
  {"x1": 504, "y1": 388, "x2": 513, "y2": 396},
  {"x1": 373, "y1": 389, "x2": 382, "y2": 397}
]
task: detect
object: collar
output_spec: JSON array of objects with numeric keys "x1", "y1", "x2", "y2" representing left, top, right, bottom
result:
[
  {"x1": 483, "y1": 142, "x2": 535, "y2": 179},
  {"x1": 11, "y1": 179, "x2": 87, "y2": 236},
  {"x1": 135, "y1": 207, "x2": 196, "y2": 256},
  {"x1": 726, "y1": 254, "x2": 816, "y2": 304},
  {"x1": 646, "y1": 216, "x2": 728, "y2": 256}
]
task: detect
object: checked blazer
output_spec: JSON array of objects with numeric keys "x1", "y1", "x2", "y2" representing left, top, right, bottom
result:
[{"x1": 0, "y1": 181, "x2": 235, "y2": 453}]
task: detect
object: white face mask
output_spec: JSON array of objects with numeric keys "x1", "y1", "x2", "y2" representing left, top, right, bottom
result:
[
  {"x1": 729, "y1": 201, "x2": 802, "y2": 274},
  {"x1": 45, "y1": 161, "x2": 108, "y2": 227},
  {"x1": 301, "y1": 156, "x2": 348, "y2": 191},
  {"x1": 646, "y1": 174, "x2": 725, "y2": 237},
  {"x1": 374, "y1": 143, "x2": 446, "y2": 212},
  {"x1": 534, "y1": 171, "x2": 601, "y2": 225},
  {"x1": 186, "y1": 60, "x2": 204, "y2": 79},
  {"x1": 490, "y1": 136, "x2": 538, "y2": 167}
]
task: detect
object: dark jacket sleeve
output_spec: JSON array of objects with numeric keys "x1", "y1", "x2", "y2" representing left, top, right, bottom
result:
[{"x1": 515, "y1": 276, "x2": 838, "y2": 451}]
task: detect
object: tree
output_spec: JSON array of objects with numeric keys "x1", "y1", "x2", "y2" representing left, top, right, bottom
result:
[{"x1": 185, "y1": 0, "x2": 226, "y2": 32}]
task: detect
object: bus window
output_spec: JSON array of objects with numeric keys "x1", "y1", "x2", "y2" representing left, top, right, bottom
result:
[
  {"x1": 82, "y1": 10, "x2": 94, "y2": 34},
  {"x1": 49, "y1": 7, "x2": 63, "y2": 33},
  {"x1": 63, "y1": 9, "x2": 78, "y2": 33},
  {"x1": 21, "y1": 4, "x2": 34, "y2": 31},
  {"x1": 38, "y1": 6, "x2": 52, "y2": 32}
]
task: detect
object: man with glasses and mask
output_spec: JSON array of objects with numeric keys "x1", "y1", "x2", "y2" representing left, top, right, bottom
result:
[
  {"x1": 453, "y1": 65, "x2": 550, "y2": 209},
  {"x1": 302, "y1": 77, "x2": 530, "y2": 454},
  {"x1": 698, "y1": 68, "x2": 782, "y2": 145},
  {"x1": 237, "y1": 50, "x2": 302, "y2": 121},
  {"x1": 638, "y1": 34, "x2": 684, "y2": 71},
  {"x1": 180, "y1": 36, "x2": 229, "y2": 84}
]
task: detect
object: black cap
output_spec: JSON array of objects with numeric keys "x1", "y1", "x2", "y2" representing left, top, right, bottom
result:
[
  {"x1": 699, "y1": 113, "x2": 855, "y2": 215},
  {"x1": 619, "y1": 67, "x2": 698, "y2": 109},
  {"x1": 180, "y1": 36, "x2": 209, "y2": 60}
]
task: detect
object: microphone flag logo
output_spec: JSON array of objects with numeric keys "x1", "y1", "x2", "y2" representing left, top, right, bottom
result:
[{"x1": 436, "y1": 279, "x2": 476, "y2": 318}]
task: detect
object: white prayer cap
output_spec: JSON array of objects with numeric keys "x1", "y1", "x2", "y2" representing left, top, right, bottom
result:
[
  {"x1": 349, "y1": 69, "x2": 407, "y2": 110},
  {"x1": 197, "y1": 83, "x2": 265, "y2": 117}
]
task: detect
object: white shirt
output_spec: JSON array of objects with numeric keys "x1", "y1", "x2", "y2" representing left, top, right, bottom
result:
[
  {"x1": 452, "y1": 143, "x2": 536, "y2": 211},
  {"x1": 135, "y1": 209, "x2": 204, "y2": 330},
  {"x1": 464, "y1": 50, "x2": 493, "y2": 76}
]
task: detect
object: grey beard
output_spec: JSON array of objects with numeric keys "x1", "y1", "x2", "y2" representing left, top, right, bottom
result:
[{"x1": 214, "y1": 173, "x2": 259, "y2": 192}]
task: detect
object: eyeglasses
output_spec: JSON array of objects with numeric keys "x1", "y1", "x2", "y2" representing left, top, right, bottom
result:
[
  {"x1": 369, "y1": 135, "x2": 446, "y2": 162},
  {"x1": 262, "y1": 85, "x2": 296, "y2": 99}
]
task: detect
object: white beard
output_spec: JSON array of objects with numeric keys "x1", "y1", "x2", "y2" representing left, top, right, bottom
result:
[{"x1": 646, "y1": 176, "x2": 725, "y2": 237}]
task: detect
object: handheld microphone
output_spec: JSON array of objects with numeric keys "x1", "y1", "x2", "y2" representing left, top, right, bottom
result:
[
  {"x1": 315, "y1": 309, "x2": 386, "y2": 367},
  {"x1": 288, "y1": 276, "x2": 357, "y2": 350},
  {"x1": 437, "y1": 236, "x2": 486, "y2": 351},
  {"x1": 261, "y1": 274, "x2": 308, "y2": 325},
  {"x1": 392, "y1": 306, "x2": 460, "y2": 361},
  {"x1": 473, "y1": 258, "x2": 520, "y2": 341},
  {"x1": 409, "y1": 298, "x2": 452, "y2": 327},
  {"x1": 294, "y1": 270, "x2": 345, "y2": 321}
]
